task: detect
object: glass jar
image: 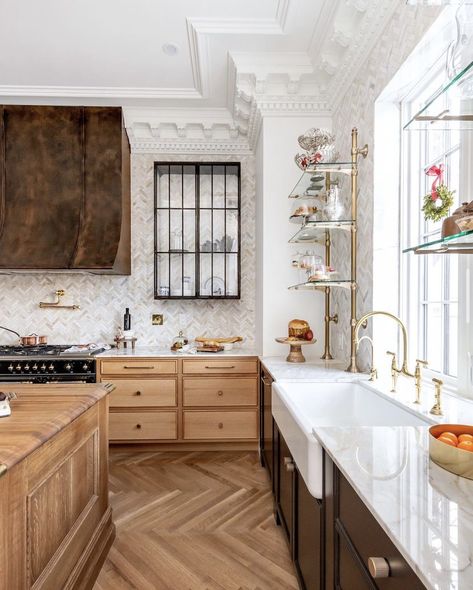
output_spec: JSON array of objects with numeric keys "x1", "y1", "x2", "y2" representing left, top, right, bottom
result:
[
  {"x1": 323, "y1": 185, "x2": 344, "y2": 220},
  {"x1": 171, "y1": 330, "x2": 189, "y2": 352}
]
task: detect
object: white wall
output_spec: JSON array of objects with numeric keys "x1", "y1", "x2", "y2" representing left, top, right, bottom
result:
[
  {"x1": 256, "y1": 115, "x2": 332, "y2": 358},
  {"x1": 331, "y1": 2, "x2": 440, "y2": 369}
]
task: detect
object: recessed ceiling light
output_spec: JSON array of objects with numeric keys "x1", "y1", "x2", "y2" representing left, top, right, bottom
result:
[{"x1": 162, "y1": 43, "x2": 179, "y2": 56}]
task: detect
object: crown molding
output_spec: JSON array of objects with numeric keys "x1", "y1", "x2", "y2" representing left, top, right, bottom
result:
[
  {"x1": 0, "y1": 85, "x2": 201, "y2": 100},
  {"x1": 127, "y1": 136, "x2": 252, "y2": 155}
]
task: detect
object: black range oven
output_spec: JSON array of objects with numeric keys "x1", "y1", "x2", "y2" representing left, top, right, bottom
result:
[{"x1": 0, "y1": 345, "x2": 102, "y2": 383}]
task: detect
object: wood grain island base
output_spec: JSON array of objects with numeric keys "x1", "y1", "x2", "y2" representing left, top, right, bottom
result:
[
  {"x1": 0, "y1": 383, "x2": 114, "y2": 590},
  {"x1": 99, "y1": 355, "x2": 259, "y2": 449}
]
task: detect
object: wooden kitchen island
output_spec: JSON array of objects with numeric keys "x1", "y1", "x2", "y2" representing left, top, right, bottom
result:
[{"x1": 0, "y1": 383, "x2": 114, "y2": 590}]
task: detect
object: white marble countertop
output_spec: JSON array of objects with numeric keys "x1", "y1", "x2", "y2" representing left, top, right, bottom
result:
[
  {"x1": 260, "y1": 355, "x2": 364, "y2": 382},
  {"x1": 314, "y1": 425, "x2": 473, "y2": 590},
  {"x1": 98, "y1": 347, "x2": 260, "y2": 358}
]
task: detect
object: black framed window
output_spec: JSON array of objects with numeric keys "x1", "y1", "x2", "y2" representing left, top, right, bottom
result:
[{"x1": 154, "y1": 162, "x2": 241, "y2": 299}]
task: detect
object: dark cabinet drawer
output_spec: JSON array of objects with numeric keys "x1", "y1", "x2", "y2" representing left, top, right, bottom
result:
[
  {"x1": 338, "y1": 533, "x2": 374, "y2": 590},
  {"x1": 337, "y1": 473, "x2": 426, "y2": 589},
  {"x1": 277, "y1": 430, "x2": 293, "y2": 543},
  {"x1": 294, "y1": 467, "x2": 323, "y2": 590}
]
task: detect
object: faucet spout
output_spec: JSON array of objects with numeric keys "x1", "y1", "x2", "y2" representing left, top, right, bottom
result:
[{"x1": 353, "y1": 310, "x2": 412, "y2": 376}]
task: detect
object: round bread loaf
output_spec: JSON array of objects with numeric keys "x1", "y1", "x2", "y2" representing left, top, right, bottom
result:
[{"x1": 288, "y1": 319, "x2": 310, "y2": 338}]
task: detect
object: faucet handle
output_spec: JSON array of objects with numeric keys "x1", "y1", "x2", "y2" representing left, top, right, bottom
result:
[
  {"x1": 386, "y1": 350, "x2": 396, "y2": 357},
  {"x1": 416, "y1": 359, "x2": 428, "y2": 368}
]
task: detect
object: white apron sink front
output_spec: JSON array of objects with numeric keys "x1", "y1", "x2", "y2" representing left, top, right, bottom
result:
[{"x1": 272, "y1": 381, "x2": 432, "y2": 499}]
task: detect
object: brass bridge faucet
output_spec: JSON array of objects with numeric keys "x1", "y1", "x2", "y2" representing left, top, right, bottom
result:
[{"x1": 353, "y1": 311, "x2": 428, "y2": 402}]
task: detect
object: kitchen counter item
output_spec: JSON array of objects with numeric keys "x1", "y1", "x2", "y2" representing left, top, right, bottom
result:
[
  {"x1": 171, "y1": 331, "x2": 189, "y2": 352},
  {"x1": 442, "y1": 201, "x2": 473, "y2": 237},
  {"x1": 0, "y1": 325, "x2": 48, "y2": 346},
  {"x1": 275, "y1": 337, "x2": 316, "y2": 363},
  {"x1": 429, "y1": 423, "x2": 473, "y2": 479}
]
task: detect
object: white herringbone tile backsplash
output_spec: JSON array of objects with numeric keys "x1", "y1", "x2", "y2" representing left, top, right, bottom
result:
[{"x1": 0, "y1": 154, "x2": 256, "y2": 348}]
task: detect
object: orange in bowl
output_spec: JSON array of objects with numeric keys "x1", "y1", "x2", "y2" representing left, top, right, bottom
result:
[
  {"x1": 438, "y1": 436, "x2": 457, "y2": 447},
  {"x1": 458, "y1": 440, "x2": 473, "y2": 452},
  {"x1": 438, "y1": 432, "x2": 458, "y2": 445},
  {"x1": 458, "y1": 433, "x2": 473, "y2": 444}
]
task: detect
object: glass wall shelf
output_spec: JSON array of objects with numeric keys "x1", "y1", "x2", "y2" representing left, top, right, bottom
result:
[
  {"x1": 288, "y1": 280, "x2": 354, "y2": 291},
  {"x1": 289, "y1": 220, "x2": 355, "y2": 243},
  {"x1": 289, "y1": 164, "x2": 354, "y2": 199},
  {"x1": 403, "y1": 228, "x2": 473, "y2": 253},
  {"x1": 404, "y1": 60, "x2": 473, "y2": 130}
]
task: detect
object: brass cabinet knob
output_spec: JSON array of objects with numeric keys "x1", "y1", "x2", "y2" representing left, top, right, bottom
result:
[
  {"x1": 368, "y1": 557, "x2": 390, "y2": 579},
  {"x1": 217, "y1": 390, "x2": 224, "y2": 397},
  {"x1": 284, "y1": 456, "x2": 295, "y2": 472},
  {"x1": 218, "y1": 422, "x2": 224, "y2": 429},
  {"x1": 136, "y1": 424, "x2": 142, "y2": 429},
  {"x1": 135, "y1": 391, "x2": 142, "y2": 396}
]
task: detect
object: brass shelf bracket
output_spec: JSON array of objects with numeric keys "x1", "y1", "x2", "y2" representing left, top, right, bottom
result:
[
  {"x1": 357, "y1": 144, "x2": 369, "y2": 159},
  {"x1": 39, "y1": 289, "x2": 80, "y2": 310}
]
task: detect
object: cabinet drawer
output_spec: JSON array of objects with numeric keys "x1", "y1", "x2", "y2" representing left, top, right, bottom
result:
[
  {"x1": 183, "y1": 410, "x2": 257, "y2": 440},
  {"x1": 183, "y1": 377, "x2": 257, "y2": 407},
  {"x1": 104, "y1": 379, "x2": 177, "y2": 408},
  {"x1": 338, "y1": 474, "x2": 425, "y2": 589},
  {"x1": 338, "y1": 534, "x2": 373, "y2": 590},
  {"x1": 100, "y1": 359, "x2": 177, "y2": 376},
  {"x1": 109, "y1": 411, "x2": 177, "y2": 441},
  {"x1": 182, "y1": 359, "x2": 258, "y2": 375}
]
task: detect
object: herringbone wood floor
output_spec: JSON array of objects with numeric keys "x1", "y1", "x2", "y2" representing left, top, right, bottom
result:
[{"x1": 94, "y1": 450, "x2": 298, "y2": 590}]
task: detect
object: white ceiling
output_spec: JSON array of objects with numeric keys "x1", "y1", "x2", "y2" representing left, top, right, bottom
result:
[{"x1": 0, "y1": 0, "x2": 401, "y2": 109}]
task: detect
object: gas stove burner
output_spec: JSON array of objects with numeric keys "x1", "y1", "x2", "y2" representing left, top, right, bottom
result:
[
  {"x1": 0, "y1": 345, "x2": 71, "y2": 357},
  {"x1": 0, "y1": 345, "x2": 105, "y2": 357}
]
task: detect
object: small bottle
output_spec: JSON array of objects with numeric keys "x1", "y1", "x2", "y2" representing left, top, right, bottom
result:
[{"x1": 124, "y1": 308, "x2": 131, "y2": 331}]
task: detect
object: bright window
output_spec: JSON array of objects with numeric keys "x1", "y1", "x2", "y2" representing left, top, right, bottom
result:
[{"x1": 401, "y1": 69, "x2": 460, "y2": 378}]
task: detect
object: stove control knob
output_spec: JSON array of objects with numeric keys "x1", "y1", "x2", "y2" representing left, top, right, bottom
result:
[
  {"x1": 32, "y1": 364, "x2": 38, "y2": 371},
  {"x1": 16, "y1": 364, "x2": 21, "y2": 371},
  {"x1": 48, "y1": 364, "x2": 54, "y2": 372},
  {"x1": 40, "y1": 364, "x2": 46, "y2": 372},
  {"x1": 24, "y1": 364, "x2": 30, "y2": 371},
  {"x1": 65, "y1": 363, "x2": 72, "y2": 372},
  {"x1": 8, "y1": 364, "x2": 13, "y2": 372},
  {"x1": 82, "y1": 363, "x2": 89, "y2": 372}
]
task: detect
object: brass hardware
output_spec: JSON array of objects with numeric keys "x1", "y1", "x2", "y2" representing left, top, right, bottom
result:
[
  {"x1": 152, "y1": 314, "x2": 164, "y2": 325},
  {"x1": 414, "y1": 359, "x2": 428, "y2": 404},
  {"x1": 353, "y1": 311, "x2": 420, "y2": 393},
  {"x1": 218, "y1": 422, "x2": 224, "y2": 429},
  {"x1": 217, "y1": 390, "x2": 223, "y2": 397},
  {"x1": 0, "y1": 464, "x2": 7, "y2": 479},
  {"x1": 205, "y1": 365, "x2": 236, "y2": 369},
  {"x1": 285, "y1": 460, "x2": 295, "y2": 473},
  {"x1": 367, "y1": 557, "x2": 390, "y2": 579},
  {"x1": 283, "y1": 457, "x2": 292, "y2": 466},
  {"x1": 357, "y1": 335, "x2": 377, "y2": 381},
  {"x1": 123, "y1": 366, "x2": 155, "y2": 370},
  {"x1": 430, "y1": 378, "x2": 444, "y2": 416},
  {"x1": 135, "y1": 391, "x2": 142, "y2": 396},
  {"x1": 39, "y1": 289, "x2": 80, "y2": 310},
  {"x1": 330, "y1": 314, "x2": 339, "y2": 324},
  {"x1": 357, "y1": 144, "x2": 369, "y2": 159}
]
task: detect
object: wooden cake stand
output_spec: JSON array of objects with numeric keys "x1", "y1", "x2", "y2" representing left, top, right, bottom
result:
[{"x1": 275, "y1": 337, "x2": 316, "y2": 363}]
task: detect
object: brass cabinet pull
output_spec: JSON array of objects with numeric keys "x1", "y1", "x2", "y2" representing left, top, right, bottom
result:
[
  {"x1": 218, "y1": 422, "x2": 224, "y2": 429},
  {"x1": 368, "y1": 557, "x2": 390, "y2": 579},
  {"x1": 123, "y1": 366, "x2": 155, "y2": 370},
  {"x1": 135, "y1": 391, "x2": 142, "y2": 396},
  {"x1": 205, "y1": 365, "x2": 235, "y2": 369},
  {"x1": 136, "y1": 424, "x2": 142, "y2": 429},
  {"x1": 284, "y1": 456, "x2": 295, "y2": 472},
  {"x1": 217, "y1": 390, "x2": 224, "y2": 396}
]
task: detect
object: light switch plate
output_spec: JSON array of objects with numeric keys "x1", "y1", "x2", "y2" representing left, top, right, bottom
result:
[{"x1": 152, "y1": 314, "x2": 164, "y2": 325}]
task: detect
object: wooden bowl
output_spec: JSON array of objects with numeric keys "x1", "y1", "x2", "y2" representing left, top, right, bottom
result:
[{"x1": 429, "y1": 424, "x2": 473, "y2": 480}]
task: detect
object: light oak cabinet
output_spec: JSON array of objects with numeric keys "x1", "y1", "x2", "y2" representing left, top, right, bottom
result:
[
  {"x1": 99, "y1": 356, "x2": 258, "y2": 445},
  {"x1": 0, "y1": 395, "x2": 112, "y2": 589}
]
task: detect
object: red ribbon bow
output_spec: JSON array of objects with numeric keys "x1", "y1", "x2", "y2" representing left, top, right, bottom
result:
[
  {"x1": 425, "y1": 164, "x2": 444, "y2": 201},
  {"x1": 301, "y1": 152, "x2": 323, "y2": 169}
]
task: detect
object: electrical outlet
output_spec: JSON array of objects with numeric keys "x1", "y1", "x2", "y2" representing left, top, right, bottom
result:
[{"x1": 152, "y1": 314, "x2": 164, "y2": 325}]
